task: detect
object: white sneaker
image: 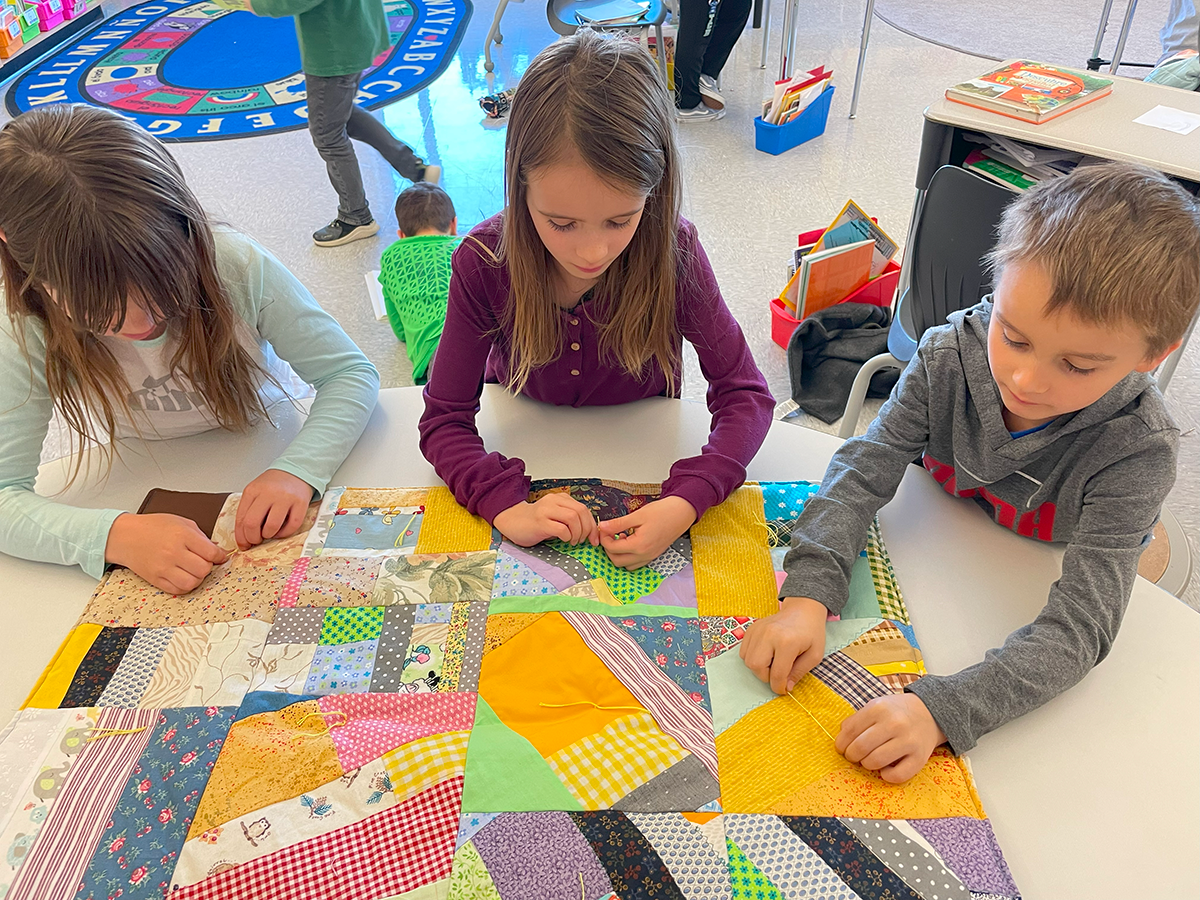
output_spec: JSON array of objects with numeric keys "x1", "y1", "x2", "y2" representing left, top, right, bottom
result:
[
  {"x1": 699, "y1": 74, "x2": 725, "y2": 109},
  {"x1": 676, "y1": 104, "x2": 726, "y2": 123}
]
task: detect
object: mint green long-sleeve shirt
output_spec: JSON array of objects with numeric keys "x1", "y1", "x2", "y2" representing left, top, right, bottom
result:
[{"x1": 0, "y1": 230, "x2": 380, "y2": 579}]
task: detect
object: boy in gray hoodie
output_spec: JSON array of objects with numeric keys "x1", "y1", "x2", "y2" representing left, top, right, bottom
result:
[{"x1": 740, "y1": 162, "x2": 1200, "y2": 782}]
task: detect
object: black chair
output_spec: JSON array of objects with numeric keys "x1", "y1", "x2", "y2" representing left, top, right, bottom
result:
[{"x1": 837, "y1": 165, "x2": 1015, "y2": 438}]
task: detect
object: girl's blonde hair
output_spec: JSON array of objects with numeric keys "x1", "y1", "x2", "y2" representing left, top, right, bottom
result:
[
  {"x1": 498, "y1": 29, "x2": 682, "y2": 394},
  {"x1": 0, "y1": 104, "x2": 269, "y2": 483}
]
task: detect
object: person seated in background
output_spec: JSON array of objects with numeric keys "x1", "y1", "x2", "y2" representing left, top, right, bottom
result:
[{"x1": 378, "y1": 183, "x2": 460, "y2": 384}]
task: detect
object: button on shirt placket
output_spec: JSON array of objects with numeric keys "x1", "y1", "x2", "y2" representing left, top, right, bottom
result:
[{"x1": 567, "y1": 314, "x2": 583, "y2": 397}]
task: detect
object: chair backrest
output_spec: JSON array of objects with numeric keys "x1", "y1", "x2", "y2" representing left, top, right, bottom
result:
[
  {"x1": 888, "y1": 165, "x2": 1016, "y2": 360},
  {"x1": 547, "y1": 0, "x2": 667, "y2": 36}
]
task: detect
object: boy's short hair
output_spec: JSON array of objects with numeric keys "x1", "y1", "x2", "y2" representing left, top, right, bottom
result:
[
  {"x1": 395, "y1": 182, "x2": 456, "y2": 236},
  {"x1": 988, "y1": 162, "x2": 1200, "y2": 358}
]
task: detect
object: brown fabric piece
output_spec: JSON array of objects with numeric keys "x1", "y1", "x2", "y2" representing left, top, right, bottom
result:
[{"x1": 137, "y1": 489, "x2": 232, "y2": 539}]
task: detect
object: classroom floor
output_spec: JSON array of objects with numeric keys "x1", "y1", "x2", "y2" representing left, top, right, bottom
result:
[{"x1": 8, "y1": 0, "x2": 1198, "y2": 609}]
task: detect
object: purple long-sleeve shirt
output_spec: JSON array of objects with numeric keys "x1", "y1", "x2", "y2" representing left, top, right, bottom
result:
[{"x1": 418, "y1": 213, "x2": 775, "y2": 523}]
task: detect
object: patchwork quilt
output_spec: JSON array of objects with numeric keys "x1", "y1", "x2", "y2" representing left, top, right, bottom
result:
[{"x1": 2, "y1": 480, "x2": 1019, "y2": 899}]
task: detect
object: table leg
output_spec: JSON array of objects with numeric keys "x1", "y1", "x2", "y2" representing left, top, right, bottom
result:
[
  {"x1": 1109, "y1": 0, "x2": 1140, "y2": 72},
  {"x1": 1088, "y1": 0, "x2": 1117, "y2": 69},
  {"x1": 849, "y1": 0, "x2": 877, "y2": 119},
  {"x1": 760, "y1": 0, "x2": 771, "y2": 68},
  {"x1": 778, "y1": 0, "x2": 800, "y2": 80},
  {"x1": 484, "y1": 0, "x2": 510, "y2": 73}
]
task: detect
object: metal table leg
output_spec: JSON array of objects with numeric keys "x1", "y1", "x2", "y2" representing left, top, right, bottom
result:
[
  {"x1": 777, "y1": 0, "x2": 800, "y2": 79},
  {"x1": 1088, "y1": 0, "x2": 1118, "y2": 69},
  {"x1": 1109, "y1": 0, "x2": 1140, "y2": 72},
  {"x1": 484, "y1": 0, "x2": 510, "y2": 73},
  {"x1": 849, "y1": 0, "x2": 876, "y2": 118},
  {"x1": 759, "y1": 0, "x2": 771, "y2": 69}
]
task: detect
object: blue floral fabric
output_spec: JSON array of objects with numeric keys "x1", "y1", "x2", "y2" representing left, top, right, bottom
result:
[
  {"x1": 612, "y1": 616, "x2": 711, "y2": 713},
  {"x1": 75, "y1": 706, "x2": 235, "y2": 900}
]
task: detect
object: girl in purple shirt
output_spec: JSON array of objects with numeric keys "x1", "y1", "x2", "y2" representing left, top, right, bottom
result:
[{"x1": 418, "y1": 30, "x2": 774, "y2": 569}]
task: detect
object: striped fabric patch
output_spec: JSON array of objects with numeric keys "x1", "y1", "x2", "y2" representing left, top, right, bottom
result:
[{"x1": 7, "y1": 707, "x2": 158, "y2": 900}]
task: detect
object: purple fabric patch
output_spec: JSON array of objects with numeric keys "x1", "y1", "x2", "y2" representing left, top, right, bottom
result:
[
  {"x1": 640, "y1": 565, "x2": 698, "y2": 608},
  {"x1": 910, "y1": 817, "x2": 1019, "y2": 897},
  {"x1": 471, "y1": 811, "x2": 614, "y2": 899},
  {"x1": 502, "y1": 545, "x2": 579, "y2": 592}
]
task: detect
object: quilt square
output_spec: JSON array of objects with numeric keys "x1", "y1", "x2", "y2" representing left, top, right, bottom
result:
[
  {"x1": 305, "y1": 641, "x2": 379, "y2": 694},
  {"x1": 374, "y1": 551, "x2": 497, "y2": 605},
  {"x1": 461, "y1": 598, "x2": 718, "y2": 812},
  {"x1": 318, "y1": 607, "x2": 386, "y2": 645},
  {"x1": 168, "y1": 692, "x2": 476, "y2": 899}
]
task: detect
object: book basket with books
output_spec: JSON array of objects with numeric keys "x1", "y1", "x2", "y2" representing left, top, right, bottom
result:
[
  {"x1": 770, "y1": 200, "x2": 901, "y2": 348},
  {"x1": 755, "y1": 65, "x2": 835, "y2": 155}
]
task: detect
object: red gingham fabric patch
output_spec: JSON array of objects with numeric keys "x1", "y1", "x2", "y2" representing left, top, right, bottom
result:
[{"x1": 170, "y1": 776, "x2": 463, "y2": 900}]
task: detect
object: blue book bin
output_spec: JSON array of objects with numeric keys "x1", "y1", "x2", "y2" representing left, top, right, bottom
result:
[{"x1": 754, "y1": 84, "x2": 835, "y2": 156}]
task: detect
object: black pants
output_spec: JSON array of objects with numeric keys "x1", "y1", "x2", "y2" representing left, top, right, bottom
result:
[{"x1": 674, "y1": 0, "x2": 752, "y2": 109}]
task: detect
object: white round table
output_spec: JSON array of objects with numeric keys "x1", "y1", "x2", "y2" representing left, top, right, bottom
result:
[{"x1": 7, "y1": 385, "x2": 1198, "y2": 900}]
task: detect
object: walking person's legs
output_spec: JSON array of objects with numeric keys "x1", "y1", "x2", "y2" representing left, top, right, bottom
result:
[
  {"x1": 346, "y1": 104, "x2": 437, "y2": 183},
  {"x1": 674, "y1": 0, "x2": 725, "y2": 121},
  {"x1": 305, "y1": 72, "x2": 380, "y2": 246},
  {"x1": 701, "y1": 0, "x2": 751, "y2": 80}
]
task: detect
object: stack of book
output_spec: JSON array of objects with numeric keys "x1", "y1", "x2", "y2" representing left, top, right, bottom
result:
[
  {"x1": 779, "y1": 199, "x2": 898, "y2": 319},
  {"x1": 762, "y1": 65, "x2": 831, "y2": 125},
  {"x1": 961, "y1": 131, "x2": 1092, "y2": 191},
  {"x1": 946, "y1": 60, "x2": 1113, "y2": 124}
]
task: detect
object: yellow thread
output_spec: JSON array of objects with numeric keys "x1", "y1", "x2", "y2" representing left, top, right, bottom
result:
[
  {"x1": 290, "y1": 710, "x2": 349, "y2": 742},
  {"x1": 393, "y1": 512, "x2": 420, "y2": 548},
  {"x1": 579, "y1": 872, "x2": 585, "y2": 900},
  {"x1": 785, "y1": 690, "x2": 838, "y2": 742},
  {"x1": 539, "y1": 701, "x2": 645, "y2": 713},
  {"x1": 86, "y1": 726, "x2": 148, "y2": 742}
]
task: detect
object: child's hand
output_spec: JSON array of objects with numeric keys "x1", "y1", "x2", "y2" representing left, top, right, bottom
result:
[
  {"x1": 494, "y1": 494, "x2": 600, "y2": 547},
  {"x1": 835, "y1": 693, "x2": 947, "y2": 784},
  {"x1": 235, "y1": 469, "x2": 314, "y2": 551},
  {"x1": 105, "y1": 513, "x2": 228, "y2": 595},
  {"x1": 598, "y1": 495, "x2": 697, "y2": 570},
  {"x1": 740, "y1": 597, "x2": 829, "y2": 693}
]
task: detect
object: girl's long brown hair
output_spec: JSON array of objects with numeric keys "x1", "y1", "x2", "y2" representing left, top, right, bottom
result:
[
  {"x1": 498, "y1": 29, "x2": 683, "y2": 394},
  {"x1": 0, "y1": 104, "x2": 268, "y2": 484}
]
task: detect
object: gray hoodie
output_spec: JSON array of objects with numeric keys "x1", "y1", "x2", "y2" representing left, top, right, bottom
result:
[{"x1": 780, "y1": 299, "x2": 1179, "y2": 753}]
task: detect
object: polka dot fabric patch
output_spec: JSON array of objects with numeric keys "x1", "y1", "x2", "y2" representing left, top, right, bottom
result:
[
  {"x1": 318, "y1": 692, "x2": 478, "y2": 772},
  {"x1": 840, "y1": 817, "x2": 969, "y2": 900}
]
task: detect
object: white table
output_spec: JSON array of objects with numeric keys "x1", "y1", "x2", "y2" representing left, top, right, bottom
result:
[{"x1": 6, "y1": 386, "x2": 1198, "y2": 900}]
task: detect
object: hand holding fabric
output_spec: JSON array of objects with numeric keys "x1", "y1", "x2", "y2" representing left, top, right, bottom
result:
[
  {"x1": 739, "y1": 596, "x2": 829, "y2": 693},
  {"x1": 235, "y1": 468, "x2": 314, "y2": 550},
  {"x1": 598, "y1": 495, "x2": 697, "y2": 570},
  {"x1": 835, "y1": 692, "x2": 948, "y2": 783},
  {"x1": 104, "y1": 512, "x2": 227, "y2": 594},
  {"x1": 494, "y1": 493, "x2": 600, "y2": 547}
]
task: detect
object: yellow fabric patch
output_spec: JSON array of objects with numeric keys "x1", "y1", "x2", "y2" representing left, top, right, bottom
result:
[
  {"x1": 691, "y1": 484, "x2": 777, "y2": 617},
  {"x1": 481, "y1": 613, "x2": 545, "y2": 656},
  {"x1": 477, "y1": 612, "x2": 645, "y2": 759},
  {"x1": 545, "y1": 712, "x2": 688, "y2": 809},
  {"x1": 188, "y1": 700, "x2": 342, "y2": 840},
  {"x1": 717, "y1": 677, "x2": 856, "y2": 813},
  {"x1": 772, "y1": 748, "x2": 985, "y2": 819},
  {"x1": 590, "y1": 579, "x2": 622, "y2": 606},
  {"x1": 23, "y1": 623, "x2": 103, "y2": 709},
  {"x1": 864, "y1": 659, "x2": 927, "y2": 677},
  {"x1": 415, "y1": 487, "x2": 492, "y2": 553},
  {"x1": 382, "y1": 730, "x2": 471, "y2": 803}
]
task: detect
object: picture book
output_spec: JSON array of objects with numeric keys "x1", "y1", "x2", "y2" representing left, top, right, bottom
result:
[
  {"x1": 779, "y1": 238, "x2": 873, "y2": 317},
  {"x1": 946, "y1": 60, "x2": 1113, "y2": 124},
  {"x1": 812, "y1": 199, "x2": 898, "y2": 278},
  {"x1": 762, "y1": 66, "x2": 830, "y2": 125}
]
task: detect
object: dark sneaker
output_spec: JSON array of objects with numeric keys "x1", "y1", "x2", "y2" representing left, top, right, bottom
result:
[
  {"x1": 418, "y1": 163, "x2": 442, "y2": 185},
  {"x1": 699, "y1": 74, "x2": 725, "y2": 109},
  {"x1": 312, "y1": 218, "x2": 379, "y2": 248}
]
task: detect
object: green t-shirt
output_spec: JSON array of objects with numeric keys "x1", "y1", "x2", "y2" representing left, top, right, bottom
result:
[
  {"x1": 378, "y1": 234, "x2": 460, "y2": 382},
  {"x1": 252, "y1": 0, "x2": 389, "y2": 77}
]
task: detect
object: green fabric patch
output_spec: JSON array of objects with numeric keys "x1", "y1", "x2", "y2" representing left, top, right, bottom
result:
[
  {"x1": 707, "y1": 644, "x2": 779, "y2": 736},
  {"x1": 727, "y1": 838, "x2": 784, "y2": 899},
  {"x1": 460, "y1": 697, "x2": 583, "y2": 812},
  {"x1": 549, "y1": 539, "x2": 664, "y2": 603},
  {"x1": 841, "y1": 554, "x2": 883, "y2": 620},
  {"x1": 825, "y1": 617, "x2": 883, "y2": 654},
  {"x1": 318, "y1": 606, "x2": 386, "y2": 645}
]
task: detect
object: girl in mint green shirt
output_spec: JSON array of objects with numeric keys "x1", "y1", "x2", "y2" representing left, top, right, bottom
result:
[{"x1": 0, "y1": 105, "x2": 379, "y2": 594}]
